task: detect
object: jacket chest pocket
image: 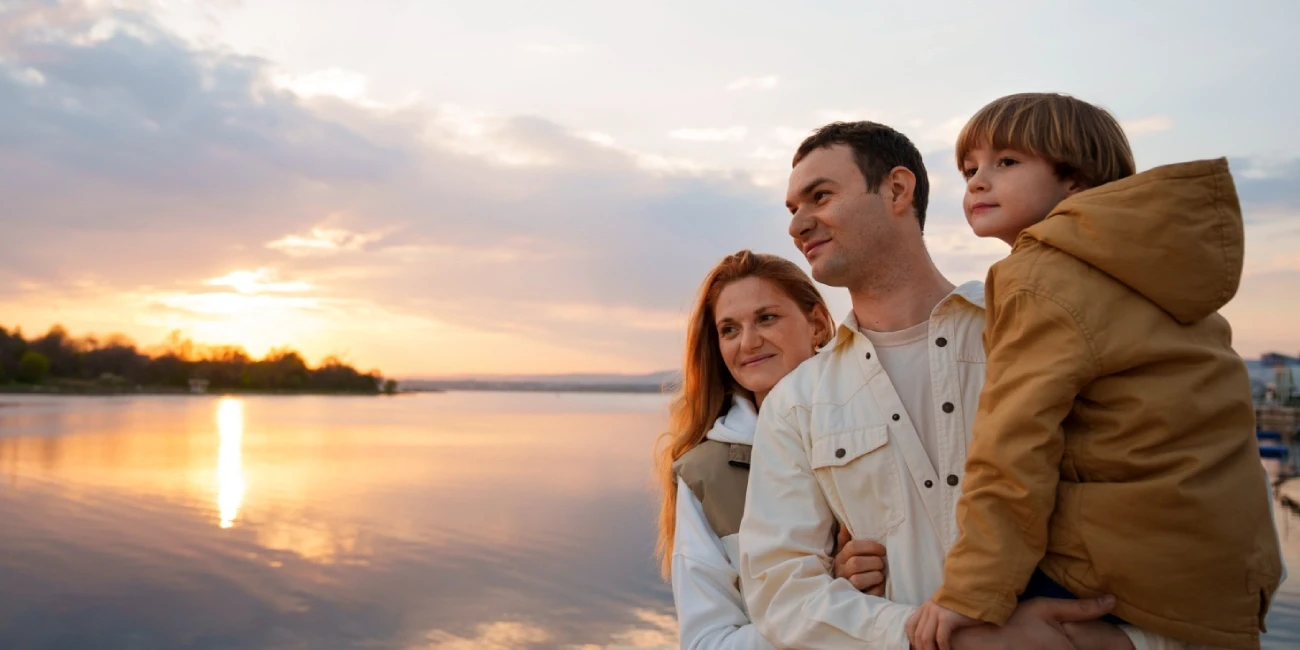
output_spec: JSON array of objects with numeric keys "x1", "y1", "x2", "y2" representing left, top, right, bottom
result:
[{"x1": 809, "y1": 425, "x2": 904, "y2": 542}]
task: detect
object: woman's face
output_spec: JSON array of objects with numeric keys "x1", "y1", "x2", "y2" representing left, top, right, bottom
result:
[{"x1": 714, "y1": 277, "x2": 826, "y2": 407}]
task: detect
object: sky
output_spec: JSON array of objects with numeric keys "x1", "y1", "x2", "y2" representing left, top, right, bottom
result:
[{"x1": 1, "y1": 0, "x2": 1298, "y2": 377}]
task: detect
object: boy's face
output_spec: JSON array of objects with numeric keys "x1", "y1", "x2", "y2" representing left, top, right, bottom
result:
[{"x1": 960, "y1": 146, "x2": 1081, "y2": 246}]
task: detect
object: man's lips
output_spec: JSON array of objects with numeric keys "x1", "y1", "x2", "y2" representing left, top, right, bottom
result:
[
  {"x1": 741, "y1": 353, "x2": 775, "y2": 367},
  {"x1": 804, "y1": 240, "x2": 830, "y2": 257}
]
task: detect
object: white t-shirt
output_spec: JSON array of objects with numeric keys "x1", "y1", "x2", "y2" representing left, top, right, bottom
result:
[{"x1": 860, "y1": 320, "x2": 940, "y2": 469}]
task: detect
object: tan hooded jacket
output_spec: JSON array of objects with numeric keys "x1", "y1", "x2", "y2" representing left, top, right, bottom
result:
[{"x1": 932, "y1": 158, "x2": 1282, "y2": 649}]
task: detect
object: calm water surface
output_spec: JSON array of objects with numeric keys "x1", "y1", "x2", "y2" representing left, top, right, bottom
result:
[{"x1": 0, "y1": 393, "x2": 1297, "y2": 649}]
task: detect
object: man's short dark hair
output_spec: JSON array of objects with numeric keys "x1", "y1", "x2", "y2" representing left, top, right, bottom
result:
[{"x1": 793, "y1": 121, "x2": 930, "y2": 231}]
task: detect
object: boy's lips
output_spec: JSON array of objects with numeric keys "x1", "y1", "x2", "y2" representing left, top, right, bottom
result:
[{"x1": 970, "y1": 202, "x2": 998, "y2": 214}]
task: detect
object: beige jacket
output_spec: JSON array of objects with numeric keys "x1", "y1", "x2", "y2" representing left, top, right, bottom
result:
[
  {"x1": 740, "y1": 283, "x2": 990, "y2": 649},
  {"x1": 933, "y1": 158, "x2": 1283, "y2": 650}
]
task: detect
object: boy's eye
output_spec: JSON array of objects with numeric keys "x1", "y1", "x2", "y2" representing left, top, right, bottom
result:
[
  {"x1": 998, "y1": 157, "x2": 1019, "y2": 167},
  {"x1": 961, "y1": 166, "x2": 977, "y2": 179}
]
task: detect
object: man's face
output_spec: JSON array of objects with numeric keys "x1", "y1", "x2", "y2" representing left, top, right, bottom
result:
[{"x1": 785, "y1": 144, "x2": 892, "y2": 288}]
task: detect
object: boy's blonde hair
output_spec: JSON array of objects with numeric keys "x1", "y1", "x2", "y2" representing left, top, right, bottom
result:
[{"x1": 956, "y1": 92, "x2": 1136, "y2": 189}]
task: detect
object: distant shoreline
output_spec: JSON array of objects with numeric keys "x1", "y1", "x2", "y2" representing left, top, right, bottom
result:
[
  {"x1": 401, "y1": 381, "x2": 672, "y2": 395},
  {"x1": 0, "y1": 384, "x2": 671, "y2": 397},
  {"x1": 0, "y1": 385, "x2": 395, "y2": 397}
]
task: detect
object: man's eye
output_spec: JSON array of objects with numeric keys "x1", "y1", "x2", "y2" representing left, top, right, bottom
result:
[{"x1": 813, "y1": 191, "x2": 829, "y2": 202}]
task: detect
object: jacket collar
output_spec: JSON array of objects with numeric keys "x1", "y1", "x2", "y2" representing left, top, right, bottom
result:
[{"x1": 826, "y1": 280, "x2": 986, "y2": 351}]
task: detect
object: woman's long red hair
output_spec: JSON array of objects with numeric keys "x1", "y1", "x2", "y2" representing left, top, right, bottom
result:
[{"x1": 653, "y1": 250, "x2": 832, "y2": 578}]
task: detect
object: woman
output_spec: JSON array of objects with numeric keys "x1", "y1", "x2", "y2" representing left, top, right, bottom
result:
[{"x1": 654, "y1": 250, "x2": 885, "y2": 649}]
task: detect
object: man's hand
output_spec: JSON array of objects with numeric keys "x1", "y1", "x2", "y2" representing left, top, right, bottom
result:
[
  {"x1": 1062, "y1": 620, "x2": 1136, "y2": 650},
  {"x1": 832, "y1": 525, "x2": 887, "y2": 596},
  {"x1": 949, "y1": 595, "x2": 1126, "y2": 650},
  {"x1": 906, "y1": 600, "x2": 980, "y2": 650}
]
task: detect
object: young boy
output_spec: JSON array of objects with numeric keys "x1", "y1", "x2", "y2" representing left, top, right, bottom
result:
[{"x1": 905, "y1": 93, "x2": 1283, "y2": 650}]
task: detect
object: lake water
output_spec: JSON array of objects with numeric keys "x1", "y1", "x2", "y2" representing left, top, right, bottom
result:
[{"x1": 0, "y1": 393, "x2": 1297, "y2": 650}]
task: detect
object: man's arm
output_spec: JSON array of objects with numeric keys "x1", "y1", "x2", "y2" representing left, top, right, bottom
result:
[
  {"x1": 934, "y1": 289, "x2": 1099, "y2": 624},
  {"x1": 953, "y1": 596, "x2": 1128, "y2": 650},
  {"x1": 739, "y1": 399, "x2": 915, "y2": 650}
]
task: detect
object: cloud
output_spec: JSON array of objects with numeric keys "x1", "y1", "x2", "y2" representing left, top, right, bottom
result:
[
  {"x1": 268, "y1": 227, "x2": 384, "y2": 257},
  {"x1": 415, "y1": 620, "x2": 551, "y2": 650},
  {"x1": 522, "y1": 42, "x2": 587, "y2": 56},
  {"x1": 668, "y1": 126, "x2": 748, "y2": 143},
  {"x1": 1233, "y1": 157, "x2": 1300, "y2": 210},
  {"x1": 1122, "y1": 114, "x2": 1173, "y2": 136},
  {"x1": 204, "y1": 268, "x2": 313, "y2": 294},
  {"x1": 725, "y1": 75, "x2": 778, "y2": 91},
  {"x1": 772, "y1": 126, "x2": 810, "y2": 147},
  {"x1": 272, "y1": 67, "x2": 369, "y2": 101},
  {"x1": 0, "y1": 1, "x2": 791, "y2": 373}
]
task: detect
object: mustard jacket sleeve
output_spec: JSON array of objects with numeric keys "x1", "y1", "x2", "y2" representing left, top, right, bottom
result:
[{"x1": 933, "y1": 288, "x2": 1099, "y2": 624}]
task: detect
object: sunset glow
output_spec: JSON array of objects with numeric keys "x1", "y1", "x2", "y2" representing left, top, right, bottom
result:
[{"x1": 2, "y1": 1, "x2": 1296, "y2": 377}]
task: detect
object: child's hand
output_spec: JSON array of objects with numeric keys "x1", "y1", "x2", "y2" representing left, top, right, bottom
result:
[{"x1": 905, "y1": 600, "x2": 980, "y2": 650}]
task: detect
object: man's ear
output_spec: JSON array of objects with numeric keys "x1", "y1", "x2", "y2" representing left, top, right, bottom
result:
[
  {"x1": 884, "y1": 166, "x2": 917, "y2": 218},
  {"x1": 811, "y1": 306, "x2": 833, "y2": 348}
]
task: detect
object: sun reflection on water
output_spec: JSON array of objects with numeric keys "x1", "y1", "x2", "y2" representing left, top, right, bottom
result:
[{"x1": 216, "y1": 398, "x2": 246, "y2": 529}]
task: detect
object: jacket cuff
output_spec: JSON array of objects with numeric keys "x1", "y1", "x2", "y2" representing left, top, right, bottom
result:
[{"x1": 932, "y1": 585, "x2": 1016, "y2": 626}]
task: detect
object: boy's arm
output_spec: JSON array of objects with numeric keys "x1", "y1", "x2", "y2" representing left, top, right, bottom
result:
[
  {"x1": 740, "y1": 399, "x2": 916, "y2": 650},
  {"x1": 933, "y1": 288, "x2": 1100, "y2": 624}
]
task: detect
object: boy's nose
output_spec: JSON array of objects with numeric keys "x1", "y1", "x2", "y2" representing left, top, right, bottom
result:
[{"x1": 966, "y1": 172, "x2": 989, "y2": 193}]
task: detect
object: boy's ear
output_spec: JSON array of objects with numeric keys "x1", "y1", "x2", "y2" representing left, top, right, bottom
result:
[{"x1": 1057, "y1": 164, "x2": 1088, "y2": 197}]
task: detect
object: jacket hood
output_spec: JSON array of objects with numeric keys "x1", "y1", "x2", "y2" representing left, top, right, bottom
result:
[
  {"x1": 1022, "y1": 158, "x2": 1243, "y2": 324},
  {"x1": 705, "y1": 395, "x2": 757, "y2": 445}
]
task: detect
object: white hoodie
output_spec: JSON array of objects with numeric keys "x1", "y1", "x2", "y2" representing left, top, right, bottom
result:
[{"x1": 671, "y1": 395, "x2": 776, "y2": 650}]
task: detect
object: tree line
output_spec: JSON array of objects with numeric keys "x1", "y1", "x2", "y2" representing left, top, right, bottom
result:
[{"x1": 0, "y1": 325, "x2": 393, "y2": 394}]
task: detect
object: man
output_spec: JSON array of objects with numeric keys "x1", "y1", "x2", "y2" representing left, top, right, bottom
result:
[{"x1": 739, "y1": 122, "x2": 1137, "y2": 650}]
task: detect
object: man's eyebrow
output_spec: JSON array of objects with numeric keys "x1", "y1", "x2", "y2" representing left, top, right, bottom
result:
[
  {"x1": 786, "y1": 177, "x2": 834, "y2": 212},
  {"x1": 797, "y1": 177, "x2": 833, "y2": 198}
]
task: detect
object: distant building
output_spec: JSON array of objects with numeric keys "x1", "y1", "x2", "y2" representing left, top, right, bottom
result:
[
  {"x1": 189, "y1": 378, "x2": 210, "y2": 394},
  {"x1": 1247, "y1": 354, "x2": 1300, "y2": 403}
]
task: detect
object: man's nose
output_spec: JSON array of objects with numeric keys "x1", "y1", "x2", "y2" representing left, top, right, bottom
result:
[{"x1": 789, "y1": 208, "x2": 815, "y2": 242}]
